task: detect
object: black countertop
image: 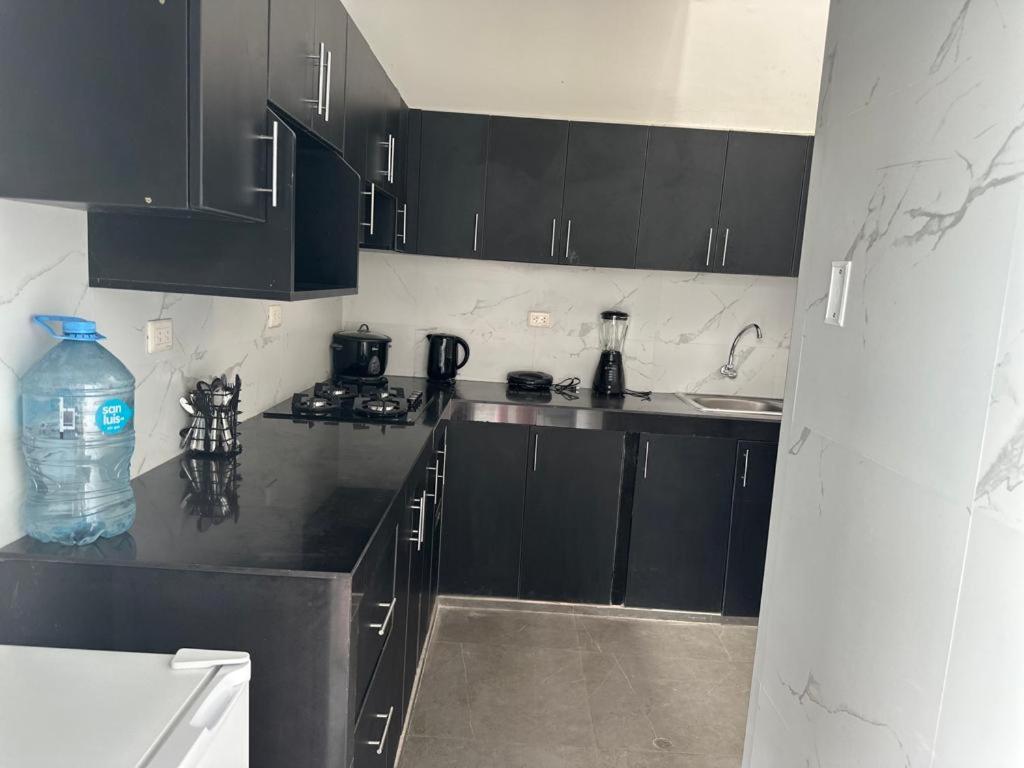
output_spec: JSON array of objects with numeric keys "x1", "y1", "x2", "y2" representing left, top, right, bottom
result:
[{"x1": 1, "y1": 377, "x2": 779, "y2": 577}]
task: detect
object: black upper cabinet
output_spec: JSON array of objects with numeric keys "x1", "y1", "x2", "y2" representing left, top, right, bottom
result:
[
  {"x1": 0, "y1": 0, "x2": 269, "y2": 221},
  {"x1": 636, "y1": 128, "x2": 729, "y2": 272},
  {"x1": 626, "y1": 434, "x2": 737, "y2": 613},
  {"x1": 88, "y1": 108, "x2": 360, "y2": 300},
  {"x1": 440, "y1": 421, "x2": 530, "y2": 598},
  {"x1": 482, "y1": 117, "x2": 569, "y2": 264},
  {"x1": 417, "y1": 112, "x2": 490, "y2": 259},
  {"x1": 343, "y1": 20, "x2": 375, "y2": 181},
  {"x1": 560, "y1": 122, "x2": 649, "y2": 269},
  {"x1": 520, "y1": 427, "x2": 626, "y2": 604},
  {"x1": 314, "y1": 0, "x2": 349, "y2": 152},
  {"x1": 395, "y1": 104, "x2": 416, "y2": 251},
  {"x1": 723, "y1": 441, "x2": 778, "y2": 617},
  {"x1": 267, "y1": 0, "x2": 318, "y2": 133},
  {"x1": 717, "y1": 132, "x2": 812, "y2": 277}
]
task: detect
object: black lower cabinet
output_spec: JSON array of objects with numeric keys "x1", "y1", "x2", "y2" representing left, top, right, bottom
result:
[
  {"x1": 353, "y1": 627, "x2": 402, "y2": 768},
  {"x1": 397, "y1": 478, "x2": 420, "y2": 721},
  {"x1": 723, "y1": 441, "x2": 778, "y2": 617},
  {"x1": 626, "y1": 434, "x2": 737, "y2": 613},
  {"x1": 520, "y1": 427, "x2": 626, "y2": 604},
  {"x1": 440, "y1": 421, "x2": 530, "y2": 597}
]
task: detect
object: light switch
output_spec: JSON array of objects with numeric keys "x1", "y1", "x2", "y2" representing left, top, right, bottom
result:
[
  {"x1": 267, "y1": 305, "x2": 283, "y2": 329},
  {"x1": 146, "y1": 319, "x2": 173, "y2": 353},
  {"x1": 824, "y1": 261, "x2": 852, "y2": 327},
  {"x1": 528, "y1": 311, "x2": 552, "y2": 328}
]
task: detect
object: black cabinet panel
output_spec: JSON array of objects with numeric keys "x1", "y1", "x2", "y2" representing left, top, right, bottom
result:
[
  {"x1": 417, "y1": 112, "x2": 490, "y2": 259},
  {"x1": 315, "y1": 0, "x2": 349, "y2": 152},
  {"x1": 398, "y1": 109, "x2": 422, "y2": 252},
  {"x1": 717, "y1": 132, "x2": 812, "y2": 277},
  {"x1": 520, "y1": 427, "x2": 625, "y2": 604},
  {"x1": 560, "y1": 122, "x2": 648, "y2": 268},
  {"x1": 351, "y1": 520, "x2": 397, "y2": 715},
  {"x1": 188, "y1": 0, "x2": 269, "y2": 221},
  {"x1": 0, "y1": 0, "x2": 188, "y2": 209},
  {"x1": 636, "y1": 127, "x2": 728, "y2": 272},
  {"x1": 724, "y1": 441, "x2": 778, "y2": 617},
  {"x1": 626, "y1": 434, "x2": 736, "y2": 613},
  {"x1": 352, "y1": 630, "x2": 395, "y2": 768},
  {"x1": 482, "y1": 117, "x2": 569, "y2": 264},
  {"x1": 268, "y1": 0, "x2": 317, "y2": 130},
  {"x1": 343, "y1": 20, "x2": 375, "y2": 180},
  {"x1": 440, "y1": 422, "x2": 530, "y2": 597}
]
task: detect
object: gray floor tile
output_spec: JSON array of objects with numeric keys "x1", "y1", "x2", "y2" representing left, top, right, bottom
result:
[
  {"x1": 435, "y1": 606, "x2": 587, "y2": 650},
  {"x1": 576, "y1": 615, "x2": 732, "y2": 662},
  {"x1": 461, "y1": 643, "x2": 595, "y2": 749},
  {"x1": 397, "y1": 737, "x2": 625, "y2": 768},
  {"x1": 407, "y1": 641, "x2": 474, "y2": 739},
  {"x1": 713, "y1": 625, "x2": 758, "y2": 662},
  {"x1": 624, "y1": 752, "x2": 742, "y2": 768}
]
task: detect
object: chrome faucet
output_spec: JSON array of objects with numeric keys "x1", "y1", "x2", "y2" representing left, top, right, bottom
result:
[{"x1": 720, "y1": 323, "x2": 763, "y2": 379}]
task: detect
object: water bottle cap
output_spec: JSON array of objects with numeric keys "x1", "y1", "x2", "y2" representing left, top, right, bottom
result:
[{"x1": 33, "y1": 315, "x2": 106, "y2": 341}]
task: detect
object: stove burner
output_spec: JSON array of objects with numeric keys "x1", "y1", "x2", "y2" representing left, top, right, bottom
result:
[
  {"x1": 365, "y1": 397, "x2": 400, "y2": 413},
  {"x1": 313, "y1": 381, "x2": 357, "y2": 400},
  {"x1": 353, "y1": 394, "x2": 409, "y2": 421}
]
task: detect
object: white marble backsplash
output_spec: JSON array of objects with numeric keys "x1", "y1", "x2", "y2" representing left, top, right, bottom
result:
[
  {"x1": 0, "y1": 200, "x2": 345, "y2": 547},
  {"x1": 346, "y1": 250, "x2": 797, "y2": 396},
  {"x1": 747, "y1": 1, "x2": 1024, "y2": 766}
]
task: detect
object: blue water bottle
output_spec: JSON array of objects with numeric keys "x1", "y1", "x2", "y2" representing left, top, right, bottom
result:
[{"x1": 21, "y1": 316, "x2": 136, "y2": 545}]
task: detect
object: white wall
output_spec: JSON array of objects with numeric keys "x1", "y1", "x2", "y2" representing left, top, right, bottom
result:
[
  {"x1": 344, "y1": 0, "x2": 829, "y2": 134},
  {"x1": 745, "y1": 0, "x2": 1024, "y2": 765},
  {"x1": 347, "y1": 250, "x2": 795, "y2": 395},
  {"x1": 0, "y1": 201, "x2": 345, "y2": 547}
]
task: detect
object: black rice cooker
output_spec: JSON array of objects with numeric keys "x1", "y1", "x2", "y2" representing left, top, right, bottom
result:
[{"x1": 331, "y1": 324, "x2": 391, "y2": 381}]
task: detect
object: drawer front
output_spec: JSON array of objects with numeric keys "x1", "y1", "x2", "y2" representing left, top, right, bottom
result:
[
  {"x1": 353, "y1": 630, "x2": 401, "y2": 768},
  {"x1": 353, "y1": 520, "x2": 398, "y2": 714}
]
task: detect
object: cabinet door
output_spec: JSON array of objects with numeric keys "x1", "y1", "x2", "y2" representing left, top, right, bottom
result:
[
  {"x1": 724, "y1": 441, "x2": 778, "y2": 617},
  {"x1": 636, "y1": 127, "x2": 729, "y2": 272},
  {"x1": 482, "y1": 117, "x2": 569, "y2": 264},
  {"x1": 626, "y1": 434, "x2": 736, "y2": 612},
  {"x1": 398, "y1": 109, "x2": 422, "y2": 253},
  {"x1": 343, "y1": 19, "x2": 374, "y2": 179},
  {"x1": 716, "y1": 132, "x2": 812, "y2": 277},
  {"x1": 399, "y1": 483, "x2": 422, "y2": 719},
  {"x1": 440, "y1": 421, "x2": 530, "y2": 597},
  {"x1": 267, "y1": 0, "x2": 317, "y2": 129},
  {"x1": 520, "y1": 427, "x2": 626, "y2": 604},
  {"x1": 189, "y1": 0, "x2": 270, "y2": 221},
  {"x1": 364, "y1": 59, "x2": 395, "y2": 193},
  {"x1": 353, "y1": 629, "x2": 399, "y2": 768},
  {"x1": 417, "y1": 112, "x2": 490, "y2": 259},
  {"x1": 314, "y1": 0, "x2": 348, "y2": 152},
  {"x1": 560, "y1": 122, "x2": 648, "y2": 268}
]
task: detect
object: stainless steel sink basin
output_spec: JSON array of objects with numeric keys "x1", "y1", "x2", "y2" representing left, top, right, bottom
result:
[{"x1": 677, "y1": 393, "x2": 784, "y2": 416}]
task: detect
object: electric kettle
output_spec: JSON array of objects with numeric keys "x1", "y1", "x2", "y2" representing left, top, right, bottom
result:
[{"x1": 426, "y1": 334, "x2": 470, "y2": 382}]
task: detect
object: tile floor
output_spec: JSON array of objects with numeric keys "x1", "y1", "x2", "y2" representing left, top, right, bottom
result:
[{"x1": 397, "y1": 604, "x2": 756, "y2": 768}]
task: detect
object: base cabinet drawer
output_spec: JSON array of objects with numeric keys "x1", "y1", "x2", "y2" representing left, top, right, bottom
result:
[
  {"x1": 352, "y1": 521, "x2": 398, "y2": 713},
  {"x1": 353, "y1": 630, "x2": 402, "y2": 768}
]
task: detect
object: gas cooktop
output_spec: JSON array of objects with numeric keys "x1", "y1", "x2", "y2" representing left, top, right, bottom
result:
[{"x1": 263, "y1": 378, "x2": 427, "y2": 426}]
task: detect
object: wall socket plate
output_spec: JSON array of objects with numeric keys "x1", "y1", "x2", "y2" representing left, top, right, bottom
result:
[
  {"x1": 267, "y1": 304, "x2": 283, "y2": 329},
  {"x1": 824, "y1": 261, "x2": 852, "y2": 327},
  {"x1": 146, "y1": 318, "x2": 173, "y2": 353},
  {"x1": 528, "y1": 311, "x2": 552, "y2": 328}
]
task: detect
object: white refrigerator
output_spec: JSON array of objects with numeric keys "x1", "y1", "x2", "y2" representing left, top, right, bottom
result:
[{"x1": 0, "y1": 644, "x2": 250, "y2": 768}]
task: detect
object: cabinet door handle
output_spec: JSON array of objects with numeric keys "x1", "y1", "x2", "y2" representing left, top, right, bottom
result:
[
  {"x1": 533, "y1": 434, "x2": 539, "y2": 471},
  {"x1": 369, "y1": 706, "x2": 395, "y2": 754},
  {"x1": 361, "y1": 183, "x2": 376, "y2": 234},
  {"x1": 304, "y1": 44, "x2": 325, "y2": 114},
  {"x1": 741, "y1": 448, "x2": 750, "y2": 488},
  {"x1": 389, "y1": 135, "x2": 395, "y2": 184},
  {"x1": 426, "y1": 460, "x2": 440, "y2": 499},
  {"x1": 705, "y1": 227, "x2": 714, "y2": 267},
  {"x1": 564, "y1": 219, "x2": 573, "y2": 260},
  {"x1": 410, "y1": 494, "x2": 425, "y2": 549},
  {"x1": 643, "y1": 440, "x2": 650, "y2": 479},
  {"x1": 550, "y1": 218, "x2": 557, "y2": 259},
  {"x1": 473, "y1": 213, "x2": 479, "y2": 252},
  {"x1": 397, "y1": 203, "x2": 408, "y2": 246},
  {"x1": 255, "y1": 120, "x2": 279, "y2": 208},
  {"x1": 370, "y1": 598, "x2": 396, "y2": 636},
  {"x1": 324, "y1": 49, "x2": 332, "y2": 122},
  {"x1": 722, "y1": 228, "x2": 730, "y2": 267}
]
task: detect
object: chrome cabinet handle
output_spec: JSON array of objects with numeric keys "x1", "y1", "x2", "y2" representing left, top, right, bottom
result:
[
  {"x1": 369, "y1": 706, "x2": 395, "y2": 755},
  {"x1": 303, "y1": 44, "x2": 325, "y2": 115},
  {"x1": 409, "y1": 492, "x2": 426, "y2": 550},
  {"x1": 473, "y1": 213, "x2": 479, "y2": 252},
  {"x1": 370, "y1": 598, "x2": 396, "y2": 636},
  {"x1": 705, "y1": 227, "x2": 714, "y2": 267},
  {"x1": 361, "y1": 183, "x2": 376, "y2": 234},
  {"x1": 324, "y1": 49, "x2": 332, "y2": 121},
  {"x1": 388, "y1": 135, "x2": 395, "y2": 184},
  {"x1": 550, "y1": 218, "x2": 557, "y2": 259},
  {"x1": 533, "y1": 434, "x2": 539, "y2": 471},
  {"x1": 255, "y1": 120, "x2": 279, "y2": 208},
  {"x1": 722, "y1": 228, "x2": 730, "y2": 267},
  {"x1": 564, "y1": 219, "x2": 573, "y2": 260},
  {"x1": 741, "y1": 448, "x2": 750, "y2": 488},
  {"x1": 643, "y1": 440, "x2": 650, "y2": 479},
  {"x1": 402, "y1": 204, "x2": 408, "y2": 244}
]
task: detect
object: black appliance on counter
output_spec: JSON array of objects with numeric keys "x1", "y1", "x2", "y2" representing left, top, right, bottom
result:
[
  {"x1": 507, "y1": 370, "x2": 553, "y2": 392},
  {"x1": 331, "y1": 324, "x2": 391, "y2": 382},
  {"x1": 263, "y1": 379, "x2": 426, "y2": 427},
  {"x1": 426, "y1": 333, "x2": 470, "y2": 383},
  {"x1": 593, "y1": 310, "x2": 629, "y2": 397}
]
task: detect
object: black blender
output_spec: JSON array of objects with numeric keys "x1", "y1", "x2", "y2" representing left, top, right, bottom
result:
[{"x1": 593, "y1": 310, "x2": 629, "y2": 397}]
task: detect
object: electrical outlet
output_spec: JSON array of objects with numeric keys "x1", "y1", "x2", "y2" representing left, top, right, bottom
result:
[
  {"x1": 528, "y1": 311, "x2": 552, "y2": 328},
  {"x1": 267, "y1": 304, "x2": 283, "y2": 329},
  {"x1": 146, "y1": 318, "x2": 173, "y2": 354}
]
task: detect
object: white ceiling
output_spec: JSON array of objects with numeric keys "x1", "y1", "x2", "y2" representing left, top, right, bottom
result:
[{"x1": 343, "y1": 0, "x2": 830, "y2": 134}]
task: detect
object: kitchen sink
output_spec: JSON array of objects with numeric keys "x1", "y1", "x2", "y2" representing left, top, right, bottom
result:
[{"x1": 677, "y1": 393, "x2": 784, "y2": 416}]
